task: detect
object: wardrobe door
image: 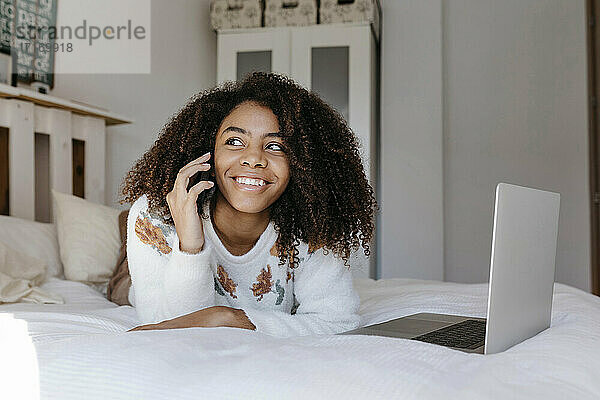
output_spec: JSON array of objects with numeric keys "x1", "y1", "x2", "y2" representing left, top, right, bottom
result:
[
  {"x1": 291, "y1": 24, "x2": 375, "y2": 185},
  {"x1": 291, "y1": 24, "x2": 378, "y2": 279},
  {"x1": 217, "y1": 29, "x2": 291, "y2": 84}
]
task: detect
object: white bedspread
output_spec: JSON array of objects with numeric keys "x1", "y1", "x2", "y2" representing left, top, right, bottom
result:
[{"x1": 1, "y1": 277, "x2": 599, "y2": 400}]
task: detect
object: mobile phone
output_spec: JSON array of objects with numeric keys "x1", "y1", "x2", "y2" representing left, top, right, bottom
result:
[
  {"x1": 187, "y1": 169, "x2": 212, "y2": 192},
  {"x1": 187, "y1": 165, "x2": 213, "y2": 215}
]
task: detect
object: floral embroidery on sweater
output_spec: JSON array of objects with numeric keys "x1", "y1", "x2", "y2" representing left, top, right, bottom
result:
[
  {"x1": 286, "y1": 269, "x2": 295, "y2": 283},
  {"x1": 214, "y1": 276, "x2": 226, "y2": 296},
  {"x1": 251, "y1": 265, "x2": 273, "y2": 301},
  {"x1": 135, "y1": 215, "x2": 172, "y2": 255},
  {"x1": 139, "y1": 209, "x2": 175, "y2": 237},
  {"x1": 250, "y1": 265, "x2": 285, "y2": 305},
  {"x1": 274, "y1": 279, "x2": 284, "y2": 305},
  {"x1": 269, "y1": 243, "x2": 278, "y2": 257},
  {"x1": 217, "y1": 265, "x2": 237, "y2": 299}
]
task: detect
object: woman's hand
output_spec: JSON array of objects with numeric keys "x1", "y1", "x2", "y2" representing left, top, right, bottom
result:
[
  {"x1": 166, "y1": 151, "x2": 214, "y2": 254},
  {"x1": 127, "y1": 306, "x2": 256, "y2": 332}
]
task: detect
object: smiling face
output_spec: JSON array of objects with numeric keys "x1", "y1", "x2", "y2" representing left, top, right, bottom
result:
[{"x1": 213, "y1": 101, "x2": 290, "y2": 214}]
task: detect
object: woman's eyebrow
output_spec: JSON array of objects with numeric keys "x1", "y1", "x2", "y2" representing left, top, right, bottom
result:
[{"x1": 222, "y1": 126, "x2": 282, "y2": 138}]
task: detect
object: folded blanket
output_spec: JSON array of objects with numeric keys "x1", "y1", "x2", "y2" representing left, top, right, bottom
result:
[{"x1": 0, "y1": 241, "x2": 63, "y2": 304}]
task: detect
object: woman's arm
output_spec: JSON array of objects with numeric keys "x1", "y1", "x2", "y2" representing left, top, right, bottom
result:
[
  {"x1": 127, "y1": 195, "x2": 216, "y2": 324},
  {"x1": 128, "y1": 246, "x2": 361, "y2": 337},
  {"x1": 128, "y1": 305, "x2": 256, "y2": 331}
]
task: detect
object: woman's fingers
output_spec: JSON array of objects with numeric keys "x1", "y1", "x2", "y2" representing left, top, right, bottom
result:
[
  {"x1": 173, "y1": 152, "x2": 211, "y2": 190},
  {"x1": 175, "y1": 162, "x2": 211, "y2": 197},
  {"x1": 166, "y1": 152, "x2": 212, "y2": 203},
  {"x1": 188, "y1": 180, "x2": 215, "y2": 197},
  {"x1": 180, "y1": 151, "x2": 210, "y2": 171},
  {"x1": 128, "y1": 324, "x2": 152, "y2": 331},
  {"x1": 180, "y1": 152, "x2": 211, "y2": 175},
  {"x1": 182, "y1": 151, "x2": 211, "y2": 169},
  {"x1": 193, "y1": 151, "x2": 211, "y2": 164},
  {"x1": 133, "y1": 322, "x2": 169, "y2": 331},
  {"x1": 128, "y1": 322, "x2": 172, "y2": 332}
]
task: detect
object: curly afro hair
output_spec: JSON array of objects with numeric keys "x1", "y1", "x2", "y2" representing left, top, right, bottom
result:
[{"x1": 119, "y1": 72, "x2": 378, "y2": 270}]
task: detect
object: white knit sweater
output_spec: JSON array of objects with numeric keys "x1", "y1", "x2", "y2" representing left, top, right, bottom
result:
[{"x1": 126, "y1": 194, "x2": 361, "y2": 337}]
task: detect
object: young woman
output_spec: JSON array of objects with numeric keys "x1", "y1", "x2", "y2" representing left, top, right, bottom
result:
[{"x1": 119, "y1": 72, "x2": 377, "y2": 337}]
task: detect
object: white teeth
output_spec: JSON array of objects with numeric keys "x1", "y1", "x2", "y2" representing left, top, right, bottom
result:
[{"x1": 235, "y1": 177, "x2": 265, "y2": 186}]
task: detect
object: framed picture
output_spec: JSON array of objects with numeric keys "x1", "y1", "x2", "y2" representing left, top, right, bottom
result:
[{"x1": 0, "y1": 53, "x2": 12, "y2": 85}]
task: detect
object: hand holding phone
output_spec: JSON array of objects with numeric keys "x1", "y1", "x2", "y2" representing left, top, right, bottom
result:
[{"x1": 165, "y1": 152, "x2": 214, "y2": 254}]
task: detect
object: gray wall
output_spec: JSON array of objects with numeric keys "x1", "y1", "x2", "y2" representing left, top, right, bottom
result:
[
  {"x1": 380, "y1": 0, "x2": 591, "y2": 291},
  {"x1": 50, "y1": 0, "x2": 217, "y2": 209},
  {"x1": 443, "y1": 0, "x2": 590, "y2": 290},
  {"x1": 378, "y1": 0, "x2": 445, "y2": 281}
]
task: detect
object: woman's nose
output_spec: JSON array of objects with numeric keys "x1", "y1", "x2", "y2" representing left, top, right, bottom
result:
[{"x1": 240, "y1": 145, "x2": 267, "y2": 168}]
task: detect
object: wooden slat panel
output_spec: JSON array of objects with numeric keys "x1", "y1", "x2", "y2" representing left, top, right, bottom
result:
[
  {"x1": 72, "y1": 139, "x2": 85, "y2": 198},
  {"x1": 36, "y1": 106, "x2": 73, "y2": 204},
  {"x1": 8, "y1": 100, "x2": 35, "y2": 220},
  {"x1": 34, "y1": 133, "x2": 51, "y2": 222},
  {"x1": 0, "y1": 82, "x2": 132, "y2": 126},
  {"x1": 0, "y1": 126, "x2": 8, "y2": 215},
  {"x1": 72, "y1": 115, "x2": 106, "y2": 204}
]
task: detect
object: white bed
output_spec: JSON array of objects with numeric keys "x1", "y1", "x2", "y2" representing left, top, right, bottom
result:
[{"x1": 1, "y1": 275, "x2": 600, "y2": 400}]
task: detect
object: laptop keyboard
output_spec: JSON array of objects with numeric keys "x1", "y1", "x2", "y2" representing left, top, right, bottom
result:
[{"x1": 411, "y1": 319, "x2": 486, "y2": 349}]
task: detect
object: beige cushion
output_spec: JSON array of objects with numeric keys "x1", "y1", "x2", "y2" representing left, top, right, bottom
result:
[
  {"x1": 0, "y1": 215, "x2": 63, "y2": 278},
  {"x1": 0, "y1": 241, "x2": 63, "y2": 304},
  {"x1": 51, "y1": 189, "x2": 121, "y2": 293}
]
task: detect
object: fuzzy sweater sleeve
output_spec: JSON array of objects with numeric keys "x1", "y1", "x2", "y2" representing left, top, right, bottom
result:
[
  {"x1": 126, "y1": 195, "x2": 216, "y2": 324},
  {"x1": 241, "y1": 248, "x2": 361, "y2": 338}
]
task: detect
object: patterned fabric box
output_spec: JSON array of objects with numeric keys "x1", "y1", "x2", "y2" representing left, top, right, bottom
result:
[
  {"x1": 210, "y1": 0, "x2": 262, "y2": 30},
  {"x1": 264, "y1": 0, "x2": 317, "y2": 27},
  {"x1": 319, "y1": 0, "x2": 381, "y2": 37}
]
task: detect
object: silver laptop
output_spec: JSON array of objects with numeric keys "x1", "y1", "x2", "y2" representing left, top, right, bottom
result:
[{"x1": 340, "y1": 183, "x2": 560, "y2": 355}]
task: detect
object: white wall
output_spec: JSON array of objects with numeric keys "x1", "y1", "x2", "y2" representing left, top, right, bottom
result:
[
  {"x1": 50, "y1": 0, "x2": 217, "y2": 209},
  {"x1": 380, "y1": 0, "x2": 591, "y2": 291}
]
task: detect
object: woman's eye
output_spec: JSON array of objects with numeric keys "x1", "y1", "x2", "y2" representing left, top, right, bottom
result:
[
  {"x1": 225, "y1": 138, "x2": 243, "y2": 146},
  {"x1": 266, "y1": 142, "x2": 285, "y2": 152}
]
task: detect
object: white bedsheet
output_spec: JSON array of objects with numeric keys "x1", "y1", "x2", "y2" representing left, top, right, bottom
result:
[{"x1": 1, "y1": 277, "x2": 599, "y2": 399}]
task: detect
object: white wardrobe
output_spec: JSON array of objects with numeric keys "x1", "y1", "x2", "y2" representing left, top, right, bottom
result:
[{"x1": 216, "y1": 22, "x2": 380, "y2": 279}]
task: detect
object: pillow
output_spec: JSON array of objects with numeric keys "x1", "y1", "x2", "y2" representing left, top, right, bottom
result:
[
  {"x1": 0, "y1": 241, "x2": 63, "y2": 304},
  {"x1": 51, "y1": 189, "x2": 122, "y2": 294},
  {"x1": 106, "y1": 209, "x2": 132, "y2": 306},
  {"x1": 0, "y1": 215, "x2": 63, "y2": 278},
  {"x1": 0, "y1": 240, "x2": 47, "y2": 283}
]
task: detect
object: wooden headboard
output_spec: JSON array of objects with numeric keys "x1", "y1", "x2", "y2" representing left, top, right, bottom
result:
[{"x1": 0, "y1": 83, "x2": 132, "y2": 223}]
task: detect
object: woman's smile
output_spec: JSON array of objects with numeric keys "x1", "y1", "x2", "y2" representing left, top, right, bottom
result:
[{"x1": 231, "y1": 175, "x2": 271, "y2": 191}]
